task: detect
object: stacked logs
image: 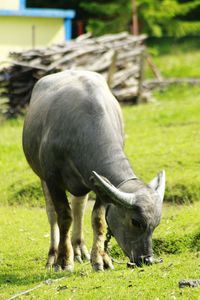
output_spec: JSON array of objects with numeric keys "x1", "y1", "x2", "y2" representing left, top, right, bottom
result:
[{"x1": 0, "y1": 32, "x2": 148, "y2": 116}]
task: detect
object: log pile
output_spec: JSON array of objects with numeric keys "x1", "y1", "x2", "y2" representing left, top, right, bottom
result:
[{"x1": 0, "y1": 32, "x2": 147, "y2": 116}]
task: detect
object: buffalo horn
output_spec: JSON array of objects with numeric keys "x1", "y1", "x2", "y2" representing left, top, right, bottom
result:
[{"x1": 91, "y1": 171, "x2": 136, "y2": 208}]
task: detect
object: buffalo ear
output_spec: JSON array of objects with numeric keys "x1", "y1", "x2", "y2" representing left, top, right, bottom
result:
[{"x1": 149, "y1": 170, "x2": 166, "y2": 202}]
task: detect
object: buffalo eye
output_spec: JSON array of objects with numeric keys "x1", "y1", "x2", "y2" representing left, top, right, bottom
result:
[{"x1": 131, "y1": 219, "x2": 142, "y2": 229}]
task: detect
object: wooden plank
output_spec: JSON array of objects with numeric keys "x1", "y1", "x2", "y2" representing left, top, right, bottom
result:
[{"x1": 143, "y1": 78, "x2": 200, "y2": 89}]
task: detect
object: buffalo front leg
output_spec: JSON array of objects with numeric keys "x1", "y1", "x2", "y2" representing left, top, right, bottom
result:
[
  {"x1": 45, "y1": 181, "x2": 74, "y2": 272},
  {"x1": 71, "y1": 194, "x2": 90, "y2": 263},
  {"x1": 42, "y1": 181, "x2": 59, "y2": 268},
  {"x1": 91, "y1": 198, "x2": 114, "y2": 271}
]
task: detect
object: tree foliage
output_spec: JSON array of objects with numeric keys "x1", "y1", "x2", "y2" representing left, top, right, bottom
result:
[
  {"x1": 27, "y1": 0, "x2": 200, "y2": 37},
  {"x1": 138, "y1": 0, "x2": 200, "y2": 37},
  {"x1": 81, "y1": 0, "x2": 200, "y2": 36},
  {"x1": 80, "y1": 0, "x2": 131, "y2": 36}
]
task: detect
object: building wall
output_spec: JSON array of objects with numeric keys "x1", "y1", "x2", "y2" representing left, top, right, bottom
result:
[
  {"x1": 0, "y1": 16, "x2": 65, "y2": 60},
  {"x1": 0, "y1": 0, "x2": 19, "y2": 10}
]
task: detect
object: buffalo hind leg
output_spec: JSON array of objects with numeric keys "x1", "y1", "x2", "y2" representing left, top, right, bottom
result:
[
  {"x1": 91, "y1": 197, "x2": 114, "y2": 271},
  {"x1": 44, "y1": 181, "x2": 74, "y2": 272},
  {"x1": 42, "y1": 181, "x2": 59, "y2": 268},
  {"x1": 71, "y1": 194, "x2": 90, "y2": 263}
]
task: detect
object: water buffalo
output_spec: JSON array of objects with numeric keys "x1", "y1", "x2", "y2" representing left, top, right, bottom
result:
[{"x1": 22, "y1": 70, "x2": 165, "y2": 271}]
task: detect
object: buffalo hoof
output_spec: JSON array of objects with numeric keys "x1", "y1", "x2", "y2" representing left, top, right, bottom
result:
[
  {"x1": 54, "y1": 262, "x2": 74, "y2": 273},
  {"x1": 91, "y1": 251, "x2": 114, "y2": 271},
  {"x1": 72, "y1": 239, "x2": 90, "y2": 263},
  {"x1": 52, "y1": 255, "x2": 74, "y2": 272},
  {"x1": 92, "y1": 263, "x2": 104, "y2": 272},
  {"x1": 46, "y1": 258, "x2": 56, "y2": 270},
  {"x1": 45, "y1": 248, "x2": 58, "y2": 269},
  {"x1": 45, "y1": 248, "x2": 74, "y2": 272}
]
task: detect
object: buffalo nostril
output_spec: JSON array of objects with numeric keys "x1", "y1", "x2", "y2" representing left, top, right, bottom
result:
[
  {"x1": 135, "y1": 256, "x2": 154, "y2": 266},
  {"x1": 144, "y1": 256, "x2": 154, "y2": 265}
]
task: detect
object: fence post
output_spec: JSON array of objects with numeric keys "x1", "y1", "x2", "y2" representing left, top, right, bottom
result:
[
  {"x1": 107, "y1": 51, "x2": 118, "y2": 88},
  {"x1": 137, "y1": 50, "x2": 145, "y2": 104}
]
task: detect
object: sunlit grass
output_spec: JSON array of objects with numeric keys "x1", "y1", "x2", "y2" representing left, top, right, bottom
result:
[
  {"x1": 145, "y1": 37, "x2": 200, "y2": 78},
  {"x1": 0, "y1": 117, "x2": 43, "y2": 207},
  {"x1": 0, "y1": 203, "x2": 199, "y2": 299}
]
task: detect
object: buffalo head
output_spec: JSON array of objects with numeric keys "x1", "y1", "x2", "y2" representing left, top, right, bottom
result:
[{"x1": 92, "y1": 170, "x2": 165, "y2": 266}]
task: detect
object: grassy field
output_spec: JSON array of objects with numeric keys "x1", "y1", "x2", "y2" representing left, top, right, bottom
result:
[
  {"x1": 0, "y1": 202, "x2": 200, "y2": 300},
  {"x1": 146, "y1": 37, "x2": 200, "y2": 78},
  {"x1": 0, "y1": 38, "x2": 200, "y2": 299}
]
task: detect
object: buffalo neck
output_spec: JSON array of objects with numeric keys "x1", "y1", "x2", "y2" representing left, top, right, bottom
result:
[
  {"x1": 118, "y1": 177, "x2": 147, "y2": 194},
  {"x1": 89, "y1": 147, "x2": 137, "y2": 188}
]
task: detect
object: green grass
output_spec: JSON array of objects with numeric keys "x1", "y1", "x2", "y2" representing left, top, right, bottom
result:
[
  {"x1": 145, "y1": 37, "x2": 200, "y2": 78},
  {"x1": 0, "y1": 117, "x2": 43, "y2": 207},
  {"x1": 0, "y1": 202, "x2": 200, "y2": 300}
]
